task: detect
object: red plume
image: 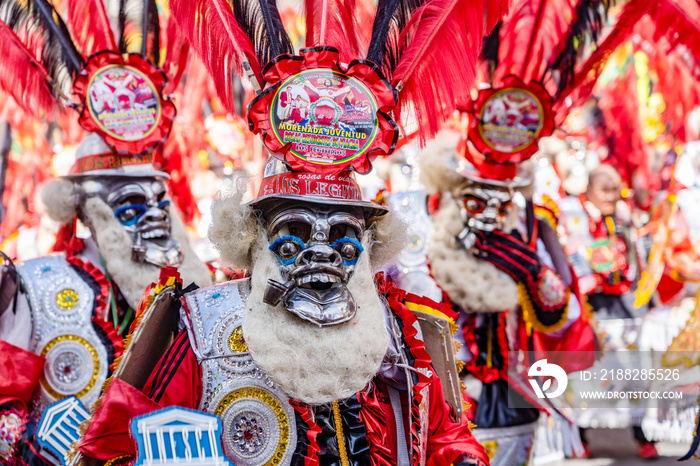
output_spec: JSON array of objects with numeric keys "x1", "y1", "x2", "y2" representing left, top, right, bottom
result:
[
  {"x1": 645, "y1": 0, "x2": 700, "y2": 68},
  {"x1": 168, "y1": 0, "x2": 262, "y2": 114},
  {"x1": 0, "y1": 22, "x2": 56, "y2": 117},
  {"x1": 160, "y1": 12, "x2": 190, "y2": 95},
  {"x1": 496, "y1": 0, "x2": 579, "y2": 84},
  {"x1": 67, "y1": 0, "x2": 117, "y2": 58},
  {"x1": 304, "y1": 0, "x2": 366, "y2": 62},
  {"x1": 635, "y1": 7, "x2": 700, "y2": 141},
  {"x1": 597, "y1": 65, "x2": 648, "y2": 191},
  {"x1": 487, "y1": 0, "x2": 512, "y2": 30},
  {"x1": 554, "y1": 0, "x2": 700, "y2": 123},
  {"x1": 391, "y1": 0, "x2": 487, "y2": 144}
]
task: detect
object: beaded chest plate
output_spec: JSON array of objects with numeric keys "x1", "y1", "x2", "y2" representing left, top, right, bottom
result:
[
  {"x1": 182, "y1": 279, "x2": 297, "y2": 466},
  {"x1": 16, "y1": 254, "x2": 109, "y2": 415}
]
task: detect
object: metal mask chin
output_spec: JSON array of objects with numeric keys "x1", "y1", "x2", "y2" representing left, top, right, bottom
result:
[
  {"x1": 262, "y1": 206, "x2": 365, "y2": 327},
  {"x1": 84, "y1": 177, "x2": 183, "y2": 268}
]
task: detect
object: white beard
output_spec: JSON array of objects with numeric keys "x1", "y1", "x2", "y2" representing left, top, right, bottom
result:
[
  {"x1": 243, "y1": 233, "x2": 390, "y2": 404},
  {"x1": 83, "y1": 197, "x2": 213, "y2": 309},
  {"x1": 427, "y1": 197, "x2": 520, "y2": 313}
]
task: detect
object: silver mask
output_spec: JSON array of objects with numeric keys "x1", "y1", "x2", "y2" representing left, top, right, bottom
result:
[
  {"x1": 78, "y1": 177, "x2": 183, "y2": 267},
  {"x1": 262, "y1": 205, "x2": 365, "y2": 327},
  {"x1": 455, "y1": 184, "x2": 514, "y2": 249}
]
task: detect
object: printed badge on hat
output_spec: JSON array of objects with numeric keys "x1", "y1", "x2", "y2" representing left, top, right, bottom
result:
[
  {"x1": 459, "y1": 76, "x2": 554, "y2": 186},
  {"x1": 0, "y1": 0, "x2": 181, "y2": 165}
]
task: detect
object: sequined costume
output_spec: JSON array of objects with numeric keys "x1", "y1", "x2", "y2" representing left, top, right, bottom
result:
[
  {"x1": 80, "y1": 277, "x2": 489, "y2": 466},
  {"x1": 0, "y1": 244, "x2": 124, "y2": 465}
]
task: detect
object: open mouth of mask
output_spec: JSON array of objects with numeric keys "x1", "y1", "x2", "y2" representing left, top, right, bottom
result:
[{"x1": 261, "y1": 205, "x2": 365, "y2": 326}]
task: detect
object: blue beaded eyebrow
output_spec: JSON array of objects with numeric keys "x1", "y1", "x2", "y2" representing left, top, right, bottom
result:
[
  {"x1": 269, "y1": 235, "x2": 306, "y2": 265},
  {"x1": 113, "y1": 204, "x2": 146, "y2": 226},
  {"x1": 331, "y1": 237, "x2": 364, "y2": 265},
  {"x1": 114, "y1": 200, "x2": 171, "y2": 226}
]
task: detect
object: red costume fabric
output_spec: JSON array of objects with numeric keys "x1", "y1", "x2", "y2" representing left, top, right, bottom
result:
[
  {"x1": 80, "y1": 297, "x2": 489, "y2": 466},
  {"x1": 0, "y1": 340, "x2": 44, "y2": 411}
]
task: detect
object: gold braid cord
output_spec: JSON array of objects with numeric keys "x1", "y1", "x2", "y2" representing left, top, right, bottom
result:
[{"x1": 332, "y1": 401, "x2": 350, "y2": 466}]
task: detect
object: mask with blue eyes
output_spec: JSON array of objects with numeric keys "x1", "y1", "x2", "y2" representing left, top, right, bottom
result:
[
  {"x1": 262, "y1": 206, "x2": 366, "y2": 327},
  {"x1": 86, "y1": 177, "x2": 183, "y2": 268}
]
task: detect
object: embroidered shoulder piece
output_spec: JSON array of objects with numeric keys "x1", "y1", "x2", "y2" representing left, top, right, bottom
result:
[
  {"x1": 16, "y1": 254, "x2": 111, "y2": 414},
  {"x1": 180, "y1": 279, "x2": 250, "y2": 362},
  {"x1": 180, "y1": 278, "x2": 298, "y2": 466}
]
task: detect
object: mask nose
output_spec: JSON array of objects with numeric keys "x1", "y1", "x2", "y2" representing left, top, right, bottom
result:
[
  {"x1": 141, "y1": 206, "x2": 168, "y2": 223},
  {"x1": 297, "y1": 244, "x2": 342, "y2": 267}
]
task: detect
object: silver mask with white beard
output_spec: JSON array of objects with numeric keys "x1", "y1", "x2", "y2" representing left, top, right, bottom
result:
[
  {"x1": 454, "y1": 184, "x2": 514, "y2": 250},
  {"x1": 261, "y1": 204, "x2": 365, "y2": 327},
  {"x1": 77, "y1": 177, "x2": 183, "y2": 267}
]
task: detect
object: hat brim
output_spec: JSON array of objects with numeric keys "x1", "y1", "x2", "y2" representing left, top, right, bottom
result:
[
  {"x1": 63, "y1": 168, "x2": 170, "y2": 180},
  {"x1": 247, "y1": 193, "x2": 388, "y2": 219}
]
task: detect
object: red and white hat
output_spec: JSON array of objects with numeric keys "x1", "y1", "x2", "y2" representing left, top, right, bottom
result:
[
  {"x1": 64, "y1": 133, "x2": 169, "y2": 180},
  {"x1": 248, "y1": 158, "x2": 387, "y2": 218}
]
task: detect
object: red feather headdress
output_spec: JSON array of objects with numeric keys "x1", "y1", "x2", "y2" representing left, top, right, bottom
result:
[
  {"x1": 0, "y1": 0, "x2": 189, "y2": 155},
  {"x1": 457, "y1": 0, "x2": 624, "y2": 182},
  {"x1": 169, "y1": 0, "x2": 505, "y2": 175}
]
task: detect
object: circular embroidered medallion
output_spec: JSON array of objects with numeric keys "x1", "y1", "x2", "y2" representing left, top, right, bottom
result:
[
  {"x1": 468, "y1": 76, "x2": 554, "y2": 164},
  {"x1": 86, "y1": 65, "x2": 162, "y2": 142},
  {"x1": 40, "y1": 335, "x2": 100, "y2": 400},
  {"x1": 216, "y1": 387, "x2": 290, "y2": 465},
  {"x1": 477, "y1": 87, "x2": 544, "y2": 154},
  {"x1": 269, "y1": 69, "x2": 380, "y2": 167},
  {"x1": 55, "y1": 289, "x2": 79, "y2": 310},
  {"x1": 537, "y1": 268, "x2": 568, "y2": 308}
]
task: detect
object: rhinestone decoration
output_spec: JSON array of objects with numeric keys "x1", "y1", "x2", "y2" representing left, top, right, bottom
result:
[
  {"x1": 231, "y1": 411, "x2": 268, "y2": 456},
  {"x1": 37, "y1": 272, "x2": 92, "y2": 325},
  {"x1": 17, "y1": 255, "x2": 109, "y2": 412},
  {"x1": 185, "y1": 279, "x2": 295, "y2": 464},
  {"x1": 40, "y1": 335, "x2": 99, "y2": 399},
  {"x1": 216, "y1": 387, "x2": 290, "y2": 465},
  {"x1": 55, "y1": 289, "x2": 79, "y2": 310},
  {"x1": 52, "y1": 351, "x2": 82, "y2": 384},
  {"x1": 205, "y1": 287, "x2": 231, "y2": 307},
  {"x1": 33, "y1": 264, "x2": 53, "y2": 278},
  {"x1": 228, "y1": 327, "x2": 248, "y2": 353}
]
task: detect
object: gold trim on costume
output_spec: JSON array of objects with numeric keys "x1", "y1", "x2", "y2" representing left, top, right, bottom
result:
[
  {"x1": 39, "y1": 335, "x2": 100, "y2": 400},
  {"x1": 332, "y1": 401, "x2": 350, "y2": 466},
  {"x1": 215, "y1": 387, "x2": 290, "y2": 465},
  {"x1": 518, "y1": 283, "x2": 569, "y2": 335}
]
